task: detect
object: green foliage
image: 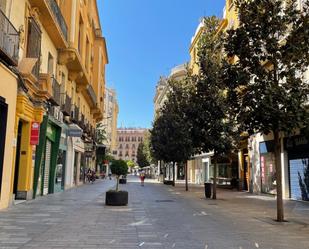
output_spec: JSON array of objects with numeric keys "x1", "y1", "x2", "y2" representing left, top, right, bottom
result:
[
  {"x1": 110, "y1": 160, "x2": 128, "y2": 177},
  {"x1": 136, "y1": 142, "x2": 150, "y2": 168},
  {"x1": 188, "y1": 16, "x2": 237, "y2": 157},
  {"x1": 223, "y1": 0, "x2": 309, "y2": 136},
  {"x1": 150, "y1": 78, "x2": 194, "y2": 164},
  {"x1": 126, "y1": 160, "x2": 135, "y2": 168},
  {"x1": 96, "y1": 123, "x2": 107, "y2": 145}
]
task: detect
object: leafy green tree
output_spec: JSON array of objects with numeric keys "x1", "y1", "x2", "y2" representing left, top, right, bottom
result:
[
  {"x1": 150, "y1": 79, "x2": 194, "y2": 187},
  {"x1": 137, "y1": 142, "x2": 150, "y2": 168},
  {"x1": 126, "y1": 160, "x2": 135, "y2": 172},
  {"x1": 188, "y1": 16, "x2": 237, "y2": 199},
  {"x1": 96, "y1": 123, "x2": 107, "y2": 145},
  {"x1": 223, "y1": 0, "x2": 309, "y2": 221},
  {"x1": 110, "y1": 160, "x2": 128, "y2": 191}
]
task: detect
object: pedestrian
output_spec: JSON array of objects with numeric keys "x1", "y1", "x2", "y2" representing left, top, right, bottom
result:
[
  {"x1": 140, "y1": 172, "x2": 145, "y2": 186},
  {"x1": 108, "y1": 172, "x2": 112, "y2": 180}
]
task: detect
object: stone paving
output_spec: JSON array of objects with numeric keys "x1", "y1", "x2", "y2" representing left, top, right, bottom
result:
[{"x1": 0, "y1": 176, "x2": 308, "y2": 249}]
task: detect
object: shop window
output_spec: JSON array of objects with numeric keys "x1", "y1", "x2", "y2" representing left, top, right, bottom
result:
[{"x1": 259, "y1": 141, "x2": 276, "y2": 194}]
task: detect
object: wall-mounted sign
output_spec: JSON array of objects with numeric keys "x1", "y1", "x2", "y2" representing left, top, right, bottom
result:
[
  {"x1": 30, "y1": 122, "x2": 40, "y2": 145},
  {"x1": 68, "y1": 124, "x2": 82, "y2": 137}
]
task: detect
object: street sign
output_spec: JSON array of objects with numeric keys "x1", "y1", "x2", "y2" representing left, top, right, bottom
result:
[{"x1": 30, "y1": 122, "x2": 40, "y2": 145}]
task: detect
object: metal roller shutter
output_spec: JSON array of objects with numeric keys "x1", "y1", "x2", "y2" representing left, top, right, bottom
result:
[{"x1": 43, "y1": 140, "x2": 52, "y2": 195}]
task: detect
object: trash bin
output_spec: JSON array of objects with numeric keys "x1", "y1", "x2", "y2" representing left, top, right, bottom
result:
[{"x1": 204, "y1": 182, "x2": 212, "y2": 198}]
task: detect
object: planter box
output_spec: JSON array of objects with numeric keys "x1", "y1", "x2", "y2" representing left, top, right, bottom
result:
[
  {"x1": 119, "y1": 178, "x2": 127, "y2": 184},
  {"x1": 163, "y1": 180, "x2": 174, "y2": 185},
  {"x1": 105, "y1": 191, "x2": 128, "y2": 206}
]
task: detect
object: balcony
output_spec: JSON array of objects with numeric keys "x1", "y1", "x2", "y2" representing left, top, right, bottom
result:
[
  {"x1": 50, "y1": 76, "x2": 61, "y2": 106},
  {"x1": 71, "y1": 105, "x2": 79, "y2": 123},
  {"x1": 0, "y1": 9, "x2": 19, "y2": 66},
  {"x1": 28, "y1": 0, "x2": 68, "y2": 48},
  {"x1": 61, "y1": 94, "x2": 71, "y2": 116},
  {"x1": 86, "y1": 84, "x2": 97, "y2": 107}
]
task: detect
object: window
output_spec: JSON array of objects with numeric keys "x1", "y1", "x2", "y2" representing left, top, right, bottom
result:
[
  {"x1": 27, "y1": 17, "x2": 42, "y2": 79},
  {"x1": 119, "y1": 151, "x2": 123, "y2": 157},
  {"x1": 119, "y1": 144, "x2": 123, "y2": 149},
  {"x1": 85, "y1": 37, "x2": 90, "y2": 71},
  {"x1": 125, "y1": 151, "x2": 129, "y2": 157},
  {"x1": 125, "y1": 144, "x2": 129, "y2": 149},
  {"x1": 132, "y1": 144, "x2": 136, "y2": 149},
  {"x1": 78, "y1": 16, "x2": 84, "y2": 56},
  {"x1": 47, "y1": 53, "x2": 54, "y2": 75}
]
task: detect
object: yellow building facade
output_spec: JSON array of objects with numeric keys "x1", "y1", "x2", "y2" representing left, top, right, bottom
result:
[{"x1": 0, "y1": 0, "x2": 108, "y2": 209}]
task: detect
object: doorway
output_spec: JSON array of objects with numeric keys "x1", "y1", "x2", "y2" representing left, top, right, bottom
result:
[
  {"x1": 13, "y1": 120, "x2": 23, "y2": 197},
  {"x1": 0, "y1": 97, "x2": 8, "y2": 195},
  {"x1": 243, "y1": 149, "x2": 249, "y2": 191}
]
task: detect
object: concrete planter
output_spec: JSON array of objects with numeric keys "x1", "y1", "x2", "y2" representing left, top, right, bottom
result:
[
  {"x1": 119, "y1": 178, "x2": 127, "y2": 184},
  {"x1": 163, "y1": 180, "x2": 174, "y2": 185},
  {"x1": 105, "y1": 191, "x2": 128, "y2": 206}
]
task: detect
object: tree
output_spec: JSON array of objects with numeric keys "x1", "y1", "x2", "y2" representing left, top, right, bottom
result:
[
  {"x1": 150, "y1": 78, "x2": 194, "y2": 188},
  {"x1": 186, "y1": 16, "x2": 237, "y2": 199},
  {"x1": 136, "y1": 142, "x2": 150, "y2": 168},
  {"x1": 96, "y1": 123, "x2": 107, "y2": 145},
  {"x1": 126, "y1": 160, "x2": 135, "y2": 172},
  {"x1": 110, "y1": 160, "x2": 128, "y2": 191},
  {"x1": 223, "y1": 0, "x2": 309, "y2": 221}
]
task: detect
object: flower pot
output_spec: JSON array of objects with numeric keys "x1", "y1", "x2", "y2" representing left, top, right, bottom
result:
[
  {"x1": 119, "y1": 178, "x2": 127, "y2": 184},
  {"x1": 105, "y1": 190, "x2": 128, "y2": 206},
  {"x1": 163, "y1": 180, "x2": 174, "y2": 185},
  {"x1": 204, "y1": 183, "x2": 212, "y2": 198}
]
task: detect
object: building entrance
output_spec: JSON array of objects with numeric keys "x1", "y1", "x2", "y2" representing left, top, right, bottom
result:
[{"x1": 0, "y1": 97, "x2": 8, "y2": 195}]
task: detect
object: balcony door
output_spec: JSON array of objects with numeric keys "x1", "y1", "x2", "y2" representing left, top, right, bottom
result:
[
  {"x1": 26, "y1": 17, "x2": 42, "y2": 79},
  {"x1": 0, "y1": 97, "x2": 8, "y2": 195}
]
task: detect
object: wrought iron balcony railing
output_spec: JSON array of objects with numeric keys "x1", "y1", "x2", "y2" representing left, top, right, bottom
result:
[
  {"x1": 46, "y1": 0, "x2": 68, "y2": 41},
  {"x1": 51, "y1": 76, "x2": 61, "y2": 106},
  {"x1": 86, "y1": 85, "x2": 97, "y2": 106},
  {"x1": 0, "y1": 9, "x2": 19, "y2": 66},
  {"x1": 61, "y1": 94, "x2": 71, "y2": 116},
  {"x1": 71, "y1": 105, "x2": 79, "y2": 122}
]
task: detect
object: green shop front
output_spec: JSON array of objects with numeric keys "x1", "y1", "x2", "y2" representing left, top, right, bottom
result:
[{"x1": 33, "y1": 116, "x2": 61, "y2": 197}]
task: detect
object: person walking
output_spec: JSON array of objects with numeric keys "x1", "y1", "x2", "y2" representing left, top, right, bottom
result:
[{"x1": 140, "y1": 172, "x2": 145, "y2": 186}]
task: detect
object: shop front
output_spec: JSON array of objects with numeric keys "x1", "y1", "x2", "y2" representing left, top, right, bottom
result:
[
  {"x1": 259, "y1": 140, "x2": 277, "y2": 195},
  {"x1": 33, "y1": 116, "x2": 61, "y2": 197},
  {"x1": 65, "y1": 124, "x2": 83, "y2": 188},
  {"x1": 54, "y1": 125, "x2": 68, "y2": 192},
  {"x1": 285, "y1": 135, "x2": 309, "y2": 201}
]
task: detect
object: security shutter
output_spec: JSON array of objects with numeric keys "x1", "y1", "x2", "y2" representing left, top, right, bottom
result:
[
  {"x1": 289, "y1": 158, "x2": 309, "y2": 200},
  {"x1": 43, "y1": 140, "x2": 52, "y2": 195}
]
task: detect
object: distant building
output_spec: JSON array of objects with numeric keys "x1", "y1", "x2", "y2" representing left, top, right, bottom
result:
[
  {"x1": 115, "y1": 128, "x2": 148, "y2": 163},
  {"x1": 102, "y1": 88, "x2": 119, "y2": 154},
  {"x1": 153, "y1": 64, "x2": 187, "y2": 119}
]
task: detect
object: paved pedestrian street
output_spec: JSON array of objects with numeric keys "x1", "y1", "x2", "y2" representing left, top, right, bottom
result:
[{"x1": 0, "y1": 176, "x2": 308, "y2": 249}]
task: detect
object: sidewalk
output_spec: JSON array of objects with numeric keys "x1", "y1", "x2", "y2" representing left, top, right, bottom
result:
[{"x1": 171, "y1": 182, "x2": 309, "y2": 225}]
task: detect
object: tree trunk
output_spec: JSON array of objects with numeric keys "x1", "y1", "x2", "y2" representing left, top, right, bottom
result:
[
  {"x1": 213, "y1": 156, "x2": 217, "y2": 200},
  {"x1": 274, "y1": 130, "x2": 284, "y2": 222},
  {"x1": 116, "y1": 176, "x2": 119, "y2": 191},
  {"x1": 185, "y1": 161, "x2": 188, "y2": 191},
  {"x1": 172, "y1": 162, "x2": 176, "y2": 186}
]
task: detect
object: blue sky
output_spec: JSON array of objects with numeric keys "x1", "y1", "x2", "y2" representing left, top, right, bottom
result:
[{"x1": 98, "y1": 0, "x2": 226, "y2": 128}]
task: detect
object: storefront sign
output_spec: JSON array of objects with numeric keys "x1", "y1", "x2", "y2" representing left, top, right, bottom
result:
[
  {"x1": 68, "y1": 124, "x2": 82, "y2": 137},
  {"x1": 285, "y1": 135, "x2": 309, "y2": 151},
  {"x1": 30, "y1": 122, "x2": 40, "y2": 145}
]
